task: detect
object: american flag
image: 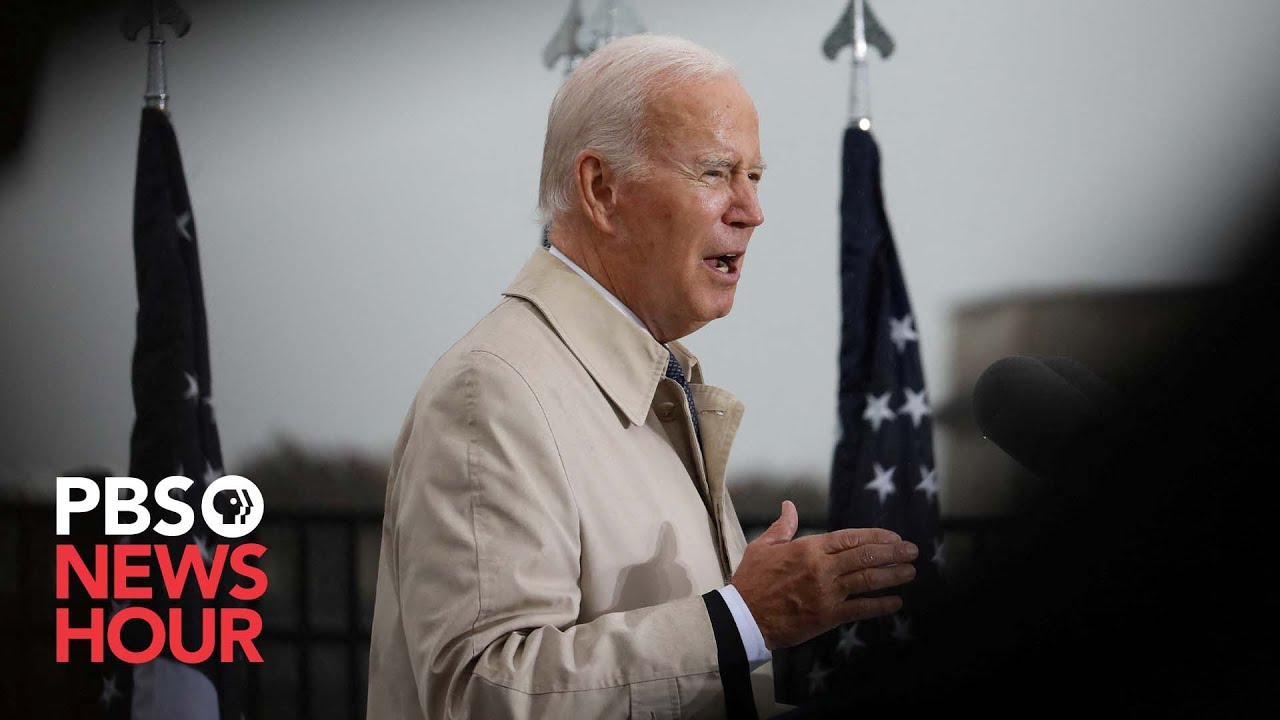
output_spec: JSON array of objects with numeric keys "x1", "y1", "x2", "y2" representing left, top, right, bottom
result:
[
  {"x1": 101, "y1": 106, "x2": 246, "y2": 720},
  {"x1": 774, "y1": 124, "x2": 941, "y2": 705}
]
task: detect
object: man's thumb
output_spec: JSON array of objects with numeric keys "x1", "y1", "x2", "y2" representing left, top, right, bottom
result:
[{"x1": 757, "y1": 500, "x2": 798, "y2": 545}]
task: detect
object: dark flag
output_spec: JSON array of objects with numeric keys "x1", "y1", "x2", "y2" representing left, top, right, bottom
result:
[
  {"x1": 101, "y1": 106, "x2": 246, "y2": 720},
  {"x1": 774, "y1": 125, "x2": 941, "y2": 705}
]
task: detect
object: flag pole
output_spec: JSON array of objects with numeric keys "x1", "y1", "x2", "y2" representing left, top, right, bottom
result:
[
  {"x1": 120, "y1": 0, "x2": 192, "y2": 112},
  {"x1": 144, "y1": 2, "x2": 168, "y2": 111},
  {"x1": 850, "y1": 0, "x2": 872, "y2": 130}
]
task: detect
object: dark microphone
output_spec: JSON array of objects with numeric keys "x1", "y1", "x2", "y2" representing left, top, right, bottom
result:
[{"x1": 972, "y1": 355, "x2": 1117, "y2": 481}]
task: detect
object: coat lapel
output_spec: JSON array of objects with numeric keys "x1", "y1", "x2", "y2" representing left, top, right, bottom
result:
[{"x1": 502, "y1": 249, "x2": 668, "y2": 429}]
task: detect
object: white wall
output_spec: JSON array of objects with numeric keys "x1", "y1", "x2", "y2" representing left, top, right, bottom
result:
[{"x1": 3, "y1": 0, "x2": 1279, "y2": 492}]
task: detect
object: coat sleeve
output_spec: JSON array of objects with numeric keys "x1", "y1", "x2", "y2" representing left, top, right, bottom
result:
[{"x1": 380, "y1": 348, "x2": 735, "y2": 719}]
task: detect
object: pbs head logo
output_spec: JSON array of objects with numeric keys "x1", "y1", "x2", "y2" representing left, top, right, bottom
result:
[{"x1": 202, "y1": 475, "x2": 264, "y2": 538}]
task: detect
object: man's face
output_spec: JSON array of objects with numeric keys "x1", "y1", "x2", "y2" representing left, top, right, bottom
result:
[{"x1": 603, "y1": 76, "x2": 765, "y2": 342}]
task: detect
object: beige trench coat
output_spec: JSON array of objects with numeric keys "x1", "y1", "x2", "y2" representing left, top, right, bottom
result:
[{"x1": 366, "y1": 248, "x2": 779, "y2": 718}]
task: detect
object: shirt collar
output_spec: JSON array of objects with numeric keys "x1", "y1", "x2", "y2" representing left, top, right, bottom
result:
[{"x1": 547, "y1": 244, "x2": 647, "y2": 332}]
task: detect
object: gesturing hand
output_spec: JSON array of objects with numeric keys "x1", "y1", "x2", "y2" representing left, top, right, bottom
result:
[{"x1": 730, "y1": 500, "x2": 918, "y2": 650}]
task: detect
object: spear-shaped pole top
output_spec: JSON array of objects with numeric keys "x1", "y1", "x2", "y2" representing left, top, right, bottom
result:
[
  {"x1": 822, "y1": 0, "x2": 895, "y2": 130},
  {"x1": 121, "y1": 0, "x2": 191, "y2": 111},
  {"x1": 541, "y1": 0, "x2": 646, "y2": 77}
]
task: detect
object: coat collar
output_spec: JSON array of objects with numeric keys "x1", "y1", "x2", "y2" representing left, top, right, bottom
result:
[{"x1": 502, "y1": 248, "x2": 704, "y2": 428}]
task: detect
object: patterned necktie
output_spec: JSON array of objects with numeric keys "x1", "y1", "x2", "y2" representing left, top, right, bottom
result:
[{"x1": 665, "y1": 351, "x2": 701, "y2": 443}]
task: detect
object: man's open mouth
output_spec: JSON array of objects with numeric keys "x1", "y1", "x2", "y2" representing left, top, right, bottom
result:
[{"x1": 705, "y1": 253, "x2": 740, "y2": 274}]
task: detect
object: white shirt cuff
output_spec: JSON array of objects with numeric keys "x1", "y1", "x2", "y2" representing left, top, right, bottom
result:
[{"x1": 716, "y1": 584, "x2": 772, "y2": 670}]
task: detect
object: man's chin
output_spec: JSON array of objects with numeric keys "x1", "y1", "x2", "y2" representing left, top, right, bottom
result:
[
  {"x1": 690, "y1": 303, "x2": 735, "y2": 334},
  {"x1": 708, "y1": 291, "x2": 737, "y2": 319},
  {"x1": 657, "y1": 294, "x2": 736, "y2": 341}
]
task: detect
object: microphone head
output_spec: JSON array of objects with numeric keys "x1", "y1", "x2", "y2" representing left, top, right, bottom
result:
[
  {"x1": 1039, "y1": 356, "x2": 1118, "y2": 408},
  {"x1": 973, "y1": 356, "x2": 1113, "y2": 481}
]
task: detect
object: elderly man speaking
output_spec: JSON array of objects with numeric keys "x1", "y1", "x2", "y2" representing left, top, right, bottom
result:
[{"x1": 367, "y1": 34, "x2": 918, "y2": 719}]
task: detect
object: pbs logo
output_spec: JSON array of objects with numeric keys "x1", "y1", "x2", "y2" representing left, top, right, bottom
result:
[{"x1": 202, "y1": 475, "x2": 264, "y2": 539}]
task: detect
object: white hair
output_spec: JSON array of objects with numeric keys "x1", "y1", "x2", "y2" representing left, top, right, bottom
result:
[{"x1": 537, "y1": 34, "x2": 737, "y2": 225}]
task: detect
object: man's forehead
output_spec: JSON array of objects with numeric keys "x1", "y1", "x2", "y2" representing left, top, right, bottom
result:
[
  {"x1": 647, "y1": 78, "x2": 762, "y2": 161},
  {"x1": 648, "y1": 77, "x2": 755, "y2": 124}
]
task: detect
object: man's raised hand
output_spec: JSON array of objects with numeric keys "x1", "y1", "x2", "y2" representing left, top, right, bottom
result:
[{"x1": 730, "y1": 500, "x2": 918, "y2": 650}]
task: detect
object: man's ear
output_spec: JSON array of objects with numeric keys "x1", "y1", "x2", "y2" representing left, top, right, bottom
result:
[{"x1": 574, "y1": 150, "x2": 618, "y2": 235}]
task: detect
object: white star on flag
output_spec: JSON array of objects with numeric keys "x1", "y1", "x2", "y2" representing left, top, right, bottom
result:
[
  {"x1": 183, "y1": 371, "x2": 199, "y2": 401},
  {"x1": 807, "y1": 660, "x2": 833, "y2": 694},
  {"x1": 100, "y1": 674, "x2": 122, "y2": 707},
  {"x1": 891, "y1": 614, "x2": 913, "y2": 642},
  {"x1": 836, "y1": 623, "x2": 865, "y2": 658},
  {"x1": 914, "y1": 465, "x2": 939, "y2": 503},
  {"x1": 862, "y1": 391, "x2": 896, "y2": 432},
  {"x1": 933, "y1": 538, "x2": 946, "y2": 570},
  {"x1": 888, "y1": 314, "x2": 918, "y2": 353},
  {"x1": 176, "y1": 210, "x2": 193, "y2": 241},
  {"x1": 194, "y1": 533, "x2": 213, "y2": 563},
  {"x1": 897, "y1": 387, "x2": 931, "y2": 428},
  {"x1": 864, "y1": 463, "x2": 897, "y2": 503}
]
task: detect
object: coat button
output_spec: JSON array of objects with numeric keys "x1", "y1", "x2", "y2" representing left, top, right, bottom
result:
[{"x1": 656, "y1": 401, "x2": 677, "y2": 422}]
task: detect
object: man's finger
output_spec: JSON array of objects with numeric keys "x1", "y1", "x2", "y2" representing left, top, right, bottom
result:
[
  {"x1": 829, "y1": 541, "x2": 918, "y2": 574},
  {"x1": 837, "y1": 564, "x2": 916, "y2": 596},
  {"x1": 821, "y1": 527, "x2": 901, "y2": 553},
  {"x1": 832, "y1": 595, "x2": 904, "y2": 626},
  {"x1": 753, "y1": 500, "x2": 798, "y2": 546}
]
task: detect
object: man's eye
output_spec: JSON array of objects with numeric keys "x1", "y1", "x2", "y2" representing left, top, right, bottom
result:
[
  {"x1": 703, "y1": 170, "x2": 725, "y2": 179},
  {"x1": 748, "y1": 172, "x2": 762, "y2": 183}
]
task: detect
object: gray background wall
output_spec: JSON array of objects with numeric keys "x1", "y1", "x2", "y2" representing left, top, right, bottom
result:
[{"x1": 3, "y1": 0, "x2": 1278, "y2": 494}]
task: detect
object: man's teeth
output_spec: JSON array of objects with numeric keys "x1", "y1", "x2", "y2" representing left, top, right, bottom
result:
[{"x1": 715, "y1": 259, "x2": 730, "y2": 273}]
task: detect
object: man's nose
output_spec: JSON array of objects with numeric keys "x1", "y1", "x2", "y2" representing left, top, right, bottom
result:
[{"x1": 725, "y1": 179, "x2": 764, "y2": 229}]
